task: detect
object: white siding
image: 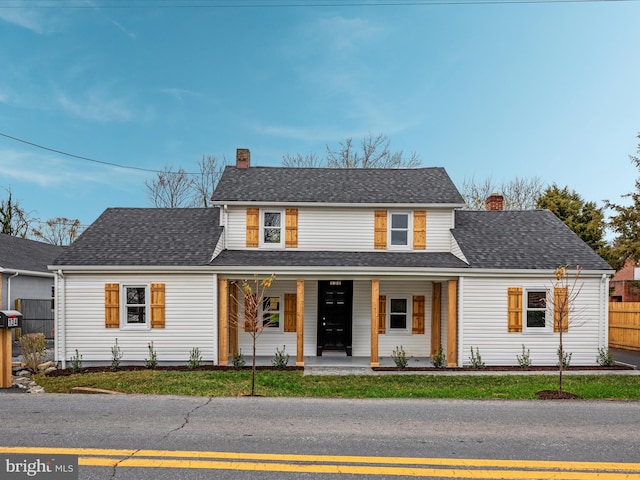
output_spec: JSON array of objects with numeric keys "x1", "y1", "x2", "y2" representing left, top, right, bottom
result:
[
  {"x1": 460, "y1": 276, "x2": 606, "y2": 366},
  {"x1": 61, "y1": 273, "x2": 216, "y2": 364},
  {"x1": 225, "y1": 205, "x2": 456, "y2": 252}
]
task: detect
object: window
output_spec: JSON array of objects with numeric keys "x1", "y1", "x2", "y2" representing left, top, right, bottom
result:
[
  {"x1": 389, "y1": 213, "x2": 409, "y2": 247},
  {"x1": 526, "y1": 290, "x2": 546, "y2": 329},
  {"x1": 389, "y1": 297, "x2": 409, "y2": 330},
  {"x1": 262, "y1": 296, "x2": 281, "y2": 329},
  {"x1": 124, "y1": 286, "x2": 148, "y2": 326},
  {"x1": 262, "y1": 210, "x2": 283, "y2": 246}
]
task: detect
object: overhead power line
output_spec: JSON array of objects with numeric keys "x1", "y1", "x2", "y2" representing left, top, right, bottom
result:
[{"x1": 0, "y1": 131, "x2": 200, "y2": 175}]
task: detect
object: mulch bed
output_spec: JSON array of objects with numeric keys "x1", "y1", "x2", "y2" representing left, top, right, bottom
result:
[
  {"x1": 46, "y1": 365, "x2": 303, "y2": 377},
  {"x1": 535, "y1": 390, "x2": 582, "y2": 400}
]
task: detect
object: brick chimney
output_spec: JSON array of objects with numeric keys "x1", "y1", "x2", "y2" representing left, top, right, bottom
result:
[
  {"x1": 236, "y1": 148, "x2": 250, "y2": 169},
  {"x1": 486, "y1": 193, "x2": 504, "y2": 211}
]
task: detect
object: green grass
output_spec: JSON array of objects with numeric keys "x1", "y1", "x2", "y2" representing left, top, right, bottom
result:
[{"x1": 34, "y1": 370, "x2": 640, "y2": 400}]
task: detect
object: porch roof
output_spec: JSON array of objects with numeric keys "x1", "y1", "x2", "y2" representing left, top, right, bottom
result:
[{"x1": 209, "y1": 250, "x2": 470, "y2": 269}]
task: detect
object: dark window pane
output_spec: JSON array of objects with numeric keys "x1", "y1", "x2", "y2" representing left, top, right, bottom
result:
[
  {"x1": 527, "y1": 311, "x2": 545, "y2": 328},
  {"x1": 390, "y1": 298, "x2": 407, "y2": 313},
  {"x1": 390, "y1": 314, "x2": 407, "y2": 329},
  {"x1": 391, "y1": 230, "x2": 408, "y2": 245},
  {"x1": 264, "y1": 212, "x2": 281, "y2": 227},
  {"x1": 127, "y1": 306, "x2": 146, "y2": 324},
  {"x1": 264, "y1": 228, "x2": 281, "y2": 243},
  {"x1": 527, "y1": 291, "x2": 546, "y2": 309},
  {"x1": 127, "y1": 287, "x2": 145, "y2": 305},
  {"x1": 391, "y1": 214, "x2": 408, "y2": 229}
]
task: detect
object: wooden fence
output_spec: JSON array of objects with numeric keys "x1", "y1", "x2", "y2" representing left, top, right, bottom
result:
[{"x1": 609, "y1": 302, "x2": 640, "y2": 351}]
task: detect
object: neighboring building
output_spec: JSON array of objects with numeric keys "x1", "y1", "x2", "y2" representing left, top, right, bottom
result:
[
  {"x1": 0, "y1": 234, "x2": 64, "y2": 339},
  {"x1": 609, "y1": 258, "x2": 640, "y2": 302},
  {"x1": 51, "y1": 150, "x2": 613, "y2": 368}
]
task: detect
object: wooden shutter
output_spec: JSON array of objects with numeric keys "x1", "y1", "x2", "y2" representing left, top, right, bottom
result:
[
  {"x1": 246, "y1": 208, "x2": 259, "y2": 247},
  {"x1": 378, "y1": 295, "x2": 387, "y2": 334},
  {"x1": 244, "y1": 294, "x2": 257, "y2": 332},
  {"x1": 507, "y1": 287, "x2": 523, "y2": 332},
  {"x1": 554, "y1": 287, "x2": 569, "y2": 332},
  {"x1": 105, "y1": 283, "x2": 120, "y2": 328},
  {"x1": 150, "y1": 283, "x2": 165, "y2": 329},
  {"x1": 413, "y1": 210, "x2": 426, "y2": 250},
  {"x1": 285, "y1": 208, "x2": 298, "y2": 248},
  {"x1": 412, "y1": 295, "x2": 425, "y2": 334},
  {"x1": 284, "y1": 293, "x2": 297, "y2": 332},
  {"x1": 374, "y1": 210, "x2": 387, "y2": 250}
]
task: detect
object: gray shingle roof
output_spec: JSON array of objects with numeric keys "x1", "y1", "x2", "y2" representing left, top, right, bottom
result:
[
  {"x1": 211, "y1": 166, "x2": 466, "y2": 205},
  {"x1": 0, "y1": 234, "x2": 64, "y2": 273},
  {"x1": 452, "y1": 210, "x2": 612, "y2": 270},
  {"x1": 52, "y1": 208, "x2": 222, "y2": 267},
  {"x1": 209, "y1": 250, "x2": 469, "y2": 269}
]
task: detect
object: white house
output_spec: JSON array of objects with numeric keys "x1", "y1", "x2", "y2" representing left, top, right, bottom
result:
[{"x1": 50, "y1": 149, "x2": 613, "y2": 368}]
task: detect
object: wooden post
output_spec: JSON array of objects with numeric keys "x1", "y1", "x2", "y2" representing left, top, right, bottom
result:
[
  {"x1": 0, "y1": 329, "x2": 11, "y2": 388},
  {"x1": 296, "y1": 280, "x2": 304, "y2": 366},
  {"x1": 370, "y1": 279, "x2": 379, "y2": 366},
  {"x1": 447, "y1": 280, "x2": 457, "y2": 367},
  {"x1": 218, "y1": 278, "x2": 229, "y2": 366},
  {"x1": 431, "y1": 282, "x2": 441, "y2": 356},
  {"x1": 229, "y1": 282, "x2": 238, "y2": 356}
]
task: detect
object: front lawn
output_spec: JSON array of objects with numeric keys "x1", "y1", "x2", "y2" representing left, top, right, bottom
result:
[{"x1": 34, "y1": 370, "x2": 640, "y2": 400}]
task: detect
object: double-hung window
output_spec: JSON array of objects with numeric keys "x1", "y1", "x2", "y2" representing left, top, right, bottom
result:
[
  {"x1": 261, "y1": 296, "x2": 281, "y2": 330},
  {"x1": 525, "y1": 290, "x2": 547, "y2": 330},
  {"x1": 262, "y1": 210, "x2": 283, "y2": 246},
  {"x1": 389, "y1": 297, "x2": 409, "y2": 331},
  {"x1": 124, "y1": 285, "x2": 148, "y2": 327},
  {"x1": 389, "y1": 212, "x2": 410, "y2": 248}
]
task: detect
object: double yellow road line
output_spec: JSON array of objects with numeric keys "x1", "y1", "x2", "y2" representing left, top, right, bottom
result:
[{"x1": 1, "y1": 446, "x2": 639, "y2": 478}]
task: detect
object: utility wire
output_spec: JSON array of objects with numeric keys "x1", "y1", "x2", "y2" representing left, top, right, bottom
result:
[{"x1": 0, "y1": 131, "x2": 202, "y2": 175}]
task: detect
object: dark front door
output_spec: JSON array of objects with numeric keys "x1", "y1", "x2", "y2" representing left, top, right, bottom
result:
[{"x1": 317, "y1": 280, "x2": 353, "y2": 356}]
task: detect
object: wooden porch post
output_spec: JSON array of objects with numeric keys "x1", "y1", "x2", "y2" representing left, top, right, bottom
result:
[
  {"x1": 229, "y1": 282, "x2": 238, "y2": 356},
  {"x1": 296, "y1": 279, "x2": 305, "y2": 366},
  {"x1": 218, "y1": 278, "x2": 229, "y2": 366},
  {"x1": 431, "y1": 282, "x2": 442, "y2": 356},
  {"x1": 447, "y1": 279, "x2": 457, "y2": 367},
  {"x1": 371, "y1": 279, "x2": 379, "y2": 367}
]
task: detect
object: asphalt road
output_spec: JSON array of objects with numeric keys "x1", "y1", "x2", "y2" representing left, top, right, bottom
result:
[{"x1": 0, "y1": 394, "x2": 638, "y2": 479}]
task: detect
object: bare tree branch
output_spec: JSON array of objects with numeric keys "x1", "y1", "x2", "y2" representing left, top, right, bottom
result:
[
  {"x1": 31, "y1": 217, "x2": 82, "y2": 246},
  {"x1": 145, "y1": 165, "x2": 195, "y2": 208}
]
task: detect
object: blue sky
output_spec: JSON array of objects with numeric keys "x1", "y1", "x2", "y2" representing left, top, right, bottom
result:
[{"x1": 1, "y1": 0, "x2": 639, "y2": 233}]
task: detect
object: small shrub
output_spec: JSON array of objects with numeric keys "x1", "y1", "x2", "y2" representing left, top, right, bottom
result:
[
  {"x1": 469, "y1": 346, "x2": 485, "y2": 369},
  {"x1": 70, "y1": 349, "x2": 83, "y2": 373},
  {"x1": 188, "y1": 347, "x2": 202, "y2": 370},
  {"x1": 18, "y1": 333, "x2": 47, "y2": 372},
  {"x1": 145, "y1": 341, "x2": 158, "y2": 369},
  {"x1": 557, "y1": 347, "x2": 572, "y2": 368},
  {"x1": 111, "y1": 338, "x2": 123, "y2": 371},
  {"x1": 391, "y1": 345, "x2": 409, "y2": 369},
  {"x1": 431, "y1": 345, "x2": 446, "y2": 369},
  {"x1": 596, "y1": 347, "x2": 615, "y2": 367},
  {"x1": 231, "y1": 349, "x2": 246, "y2": 368},
  {"x1": 516, "y1": 344, "x2": 531, "y2": 368},
  {"x1": 272, "y1": 345, "x2": 290, "y2": 369}
]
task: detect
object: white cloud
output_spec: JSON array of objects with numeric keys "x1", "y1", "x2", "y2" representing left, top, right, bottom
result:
[
  {"x1": 0, "y1": 10, "x2": 60, "y2": 35},
  {"x1": 57, "y1": 89, "x2": 134, "y2": 123}
]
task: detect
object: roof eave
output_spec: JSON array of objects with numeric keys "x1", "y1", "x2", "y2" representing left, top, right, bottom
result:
[{"x1": 213, "y1": 201, "x2": 466, "y2": 209}]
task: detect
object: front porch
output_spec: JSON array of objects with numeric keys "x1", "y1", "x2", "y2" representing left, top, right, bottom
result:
[{"x1": 217, "y1": 277, "x2": 459, "y2": 367}]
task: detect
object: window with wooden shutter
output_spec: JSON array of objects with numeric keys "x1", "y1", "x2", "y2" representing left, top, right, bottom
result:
[
  {"x1": 284, "y1": 293, "x2": 297, "y2": 332},
  {"x1": 150, "y1": 283, "x2": 165, "y2": 329},
  {"x1": 378, "y1": 295, "x2": 386, "y2": 334},
  {"x1": 246, "y1": 208, "x2": 259, "y2": 247},
  {"x1": 374, "y1": 210, "x2": 387, "y2": 250},
  {"x1": 105, "y1": 283, "x2": 120, "y2": 328},
  {"x1": 413, "y1": 210, "x2": 426, "y2": 250},
  {"x1": 285, "y1": 208, "x2": 298, "y2": 248},
  {"x1": 554, "y1": 287, "x2": 569, "y2": 332},
  {"x1": 507, "y1": 287, "x2": 523, "y2": 332},
  {"x1": 412, "y1": 295, "x2": 425, "y2": 334}
]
